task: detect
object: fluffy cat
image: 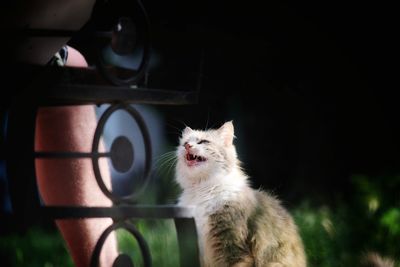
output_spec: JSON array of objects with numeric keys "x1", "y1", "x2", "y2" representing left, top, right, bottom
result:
[{"x1": 175, "y1": 121, "x2": 306, "y2": 267}]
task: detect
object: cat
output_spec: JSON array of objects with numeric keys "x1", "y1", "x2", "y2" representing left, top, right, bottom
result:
[{"x1": 175, "y1": 121, "x2": 306, "y2": 267}]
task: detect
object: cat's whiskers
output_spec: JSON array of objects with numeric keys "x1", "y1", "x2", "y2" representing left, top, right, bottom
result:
[
  {"x1": 154, "y1": 151, "x2": 177, "y2": 165},
  {"x1": 156, "y1": 156, "x2": 177, "y2": 171},
  {"x1": 204, "y1": 109, "x2": 210, "y2": 131},
  {"x1": 154, "y1": 151, "x2": 179, "y2": 177},
  {"x1": 166, "y1": 120, "x2": 188, "y2": 136},
  {"x1": 165, "y1": 157, "x2": 178, "y2": 178}
]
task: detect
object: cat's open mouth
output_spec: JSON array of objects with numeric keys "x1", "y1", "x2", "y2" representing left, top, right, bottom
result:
[{"x1": 185, "y1": 152, "x2": 207, "y2": 166}]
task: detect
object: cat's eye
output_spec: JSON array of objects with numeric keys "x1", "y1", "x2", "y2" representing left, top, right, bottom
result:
[{"x1": 197, "y1": 139, "x2": 210, "y2": 144}]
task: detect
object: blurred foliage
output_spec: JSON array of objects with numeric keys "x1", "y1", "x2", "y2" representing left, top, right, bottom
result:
[
  {"x1": 1, "y1": 174, "x2": 399, "y2": 266},
  {"x1": 294, "y1": 174, "x2": 400, "y2": 267},
  {"x1": 0, "y1": 226, "x2": 73, "y2": 267}
]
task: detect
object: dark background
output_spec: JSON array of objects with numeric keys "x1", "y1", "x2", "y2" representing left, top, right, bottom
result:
[
  {"x1": 1, "y1": 0, "x2": 398, "y2": 208},
  {"x1": 148, "y1": 0, "x2": 399, "y2": 204}
]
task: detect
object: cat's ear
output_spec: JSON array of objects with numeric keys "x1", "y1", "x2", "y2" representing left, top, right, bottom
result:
[
  {"x1": 182, "y1": 126, "x2": 193, "y2": 136},
  {"x1": 218, "y1": 121, "x2": 235, "y2": 146}
]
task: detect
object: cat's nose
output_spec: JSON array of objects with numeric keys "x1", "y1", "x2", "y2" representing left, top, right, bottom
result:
[{"x1": 184, "y1": 142, "x2": 192, "y2": 150}]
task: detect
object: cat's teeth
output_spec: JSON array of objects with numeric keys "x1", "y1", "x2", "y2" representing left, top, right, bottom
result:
[
  {"x1": 186, "y1": 152, "x2": 206, "y2": 163},
  {"x1": 187, "y1": 153, "x2": 196, "y2": 161}
]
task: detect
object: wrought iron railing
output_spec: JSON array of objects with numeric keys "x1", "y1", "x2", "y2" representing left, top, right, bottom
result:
[{"x1": 4, "y1": 0, "x2": 201, "y2": 266}]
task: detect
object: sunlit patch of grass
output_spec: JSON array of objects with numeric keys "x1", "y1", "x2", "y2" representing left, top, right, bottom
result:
[{"x1": 117, "y1": 219, "x2": 179, "y2": 267}]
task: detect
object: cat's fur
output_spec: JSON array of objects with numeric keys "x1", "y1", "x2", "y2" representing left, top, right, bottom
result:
[{"x1": 175, "y1": 121, "x2": 306, "y2": 267}]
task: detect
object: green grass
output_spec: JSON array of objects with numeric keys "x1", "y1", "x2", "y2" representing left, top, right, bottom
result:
[
  {"x1": 1, "y1": 174, "x2": 399, "y2": 266},
  {"x1": 117, "y1": 219, "x2": 179, "y2": 267},
  {"x1": 0, "y1": 226, "x2": 74, "y2": 267}
]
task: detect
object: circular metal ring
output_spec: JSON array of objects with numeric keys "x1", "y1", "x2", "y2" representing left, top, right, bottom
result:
[
  {"x1": 95, "y1": 0, "x2": 151, "y2": 86},
  {"x1": 90, "y1": 221, "x2": 152, "y2": 267},
  {"x1": 92, "y1": 103, "x2": 152, "y2": 203}
]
